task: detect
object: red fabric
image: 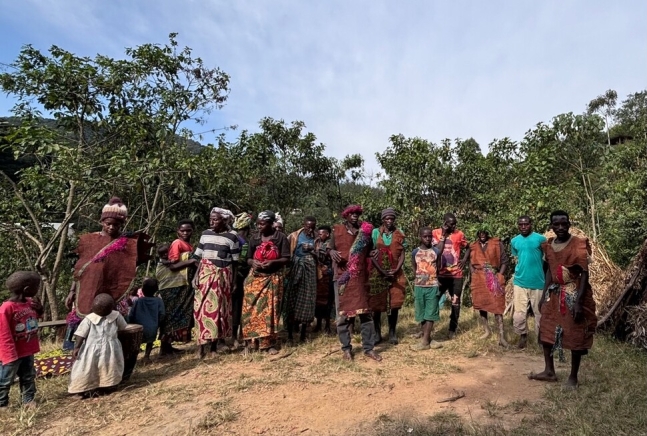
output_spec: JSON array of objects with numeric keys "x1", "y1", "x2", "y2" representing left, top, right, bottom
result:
[
  {"x1": 539, "y1": 236, "x2": 596, "y2": 351},
  {"x1": 432, "y1": 228, "x2": 468, "y2": 278},
  {"x1": 168, "y1": 239, "x2": 193, "y2": 262},
  {"x1": 73, "y1": 233, "x2": 139, "y2": 316},
  {"x1": 0, "y1": 300, "x2": 40, "y2": 364},
  {"x1": 253, "y1": 241, "x2": 280, "y2": 261}
]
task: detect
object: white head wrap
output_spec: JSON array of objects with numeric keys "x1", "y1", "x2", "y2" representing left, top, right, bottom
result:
[{"x1": 211, "y1": 207, "x2": 234, "y2": 222}]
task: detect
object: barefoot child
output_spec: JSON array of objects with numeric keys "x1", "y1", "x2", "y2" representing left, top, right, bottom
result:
[
  {"x1": 529, "y1": 211, "x2": 596, "y2": 389},
  {"x1": 128, "y1": 278, "x2": 165, "y2": 363},
  {"x1": 411, "y1": 228, "x2": 445, "y2": 350},
  {"x1": 68, "y1": 294, "x2": 127, "y2": 396},
  {"x1": 0, "y1": 271, "x2": 42, "y2": 409}
]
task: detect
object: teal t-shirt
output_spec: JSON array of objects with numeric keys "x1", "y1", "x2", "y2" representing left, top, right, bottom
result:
[
  {"x1": 511, "y1": 232, "x2": 547, "y2": 290},
  {"x1": 372, "y1": 228, "x2": 407, "y2": 248}
]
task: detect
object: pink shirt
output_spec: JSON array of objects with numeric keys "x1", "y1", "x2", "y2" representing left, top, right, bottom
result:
[{"x1": 0, "y1": 299, "x2": 41, "y2": 364}]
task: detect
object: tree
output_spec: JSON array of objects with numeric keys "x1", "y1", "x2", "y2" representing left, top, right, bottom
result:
[
  {"x1": 0, "y1": 34, "x2": 230, "y2": 319},
  {"x1": 587, "y1": 89, "x2": 618, "y2": 146}
]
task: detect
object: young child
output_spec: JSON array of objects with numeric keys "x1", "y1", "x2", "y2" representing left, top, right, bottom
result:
[
  {"x1": 0, "y1": 271, "x2": 42, "y2": 409},
  {"x1": 68, "y1": 293, "x2": 127, "y2": 397},
  {"x1": 411, "y1": 228, "x2": 444, "y2": 350},
  {"x1": 128, "y1": 278, "x2": 165, "y2": 363}
]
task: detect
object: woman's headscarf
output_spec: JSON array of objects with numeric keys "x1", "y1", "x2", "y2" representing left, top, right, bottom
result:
[
  {"x1": 211, "y1": 207, "x2": 234, "y2": 222},
  {"x1": 258, "y1": 210, "x2": 276, "y2": 223},
  {"x1": 341, "y1": 205, "x2": 363, "y2": 218},
  {"x1": 233, "y1": 212, "x2": 253, "y2": 230}
]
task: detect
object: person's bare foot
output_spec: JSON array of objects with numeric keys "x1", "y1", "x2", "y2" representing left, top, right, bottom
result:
[
  {"x1": 342, "y1": 350, "x2": 353, "y2": 361},
  {"x1": 208, "y1": 351, "x2": 218, "y2": 359},
  {"x1": 528, "y1": 371, "x2": 558, "y2": 382},
  {"x1": 267, "y1": 347, "x2": 279, "y2": 355},
  {"x1": 364, "y1": 350, "x2": 382, "y2": 362},
  {"x1": 410, "y1": 331, "x2": 423, "y2": 339},
  {"x1": 196, "y1": 348, "x2": 206, "y2": 359},
  {"x1": 564, "y1": 376, "x2": 578, "y2": 389},
  {"x1": 22, "y1": 401, "x2": 38, "y2": 410},
  {"x1": 448, "y1": 331, "x2": 456, "y2": 340},
  {"x1": 141, "y1": 356, "x2": 153, "y2": 365},
  {"x1": 518, "y1": 334, "x2": 528, "y2": 349}
]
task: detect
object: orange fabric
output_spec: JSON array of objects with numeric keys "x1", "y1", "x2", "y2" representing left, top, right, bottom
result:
[
  {"x1": 432, "y1": 229, "x2": 468, "y2": 278},
  {"x1": 368, "y1": 228, "x2": 406, "y2": 311},
  {"x1": 539, "y1": 236, "x2": 596, "y2": 351},
  {"x1": 168, "y1": 239, "x2": 193, "y2": 262},
  {"x1": 73, "y1": 233, "x2": 139, "y2": 316},
  {"x1": 469, "y1": 238, "x2": 505, "y2": 314}
]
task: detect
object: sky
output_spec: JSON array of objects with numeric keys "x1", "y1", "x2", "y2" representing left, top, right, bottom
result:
[{"x1": 1, "y1": 0, "x2": 645, "y2": 174}]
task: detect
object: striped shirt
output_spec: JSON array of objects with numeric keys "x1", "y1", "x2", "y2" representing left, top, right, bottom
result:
[{"x1": 194, "y1": 230, "x2": 240, "y2": 267}]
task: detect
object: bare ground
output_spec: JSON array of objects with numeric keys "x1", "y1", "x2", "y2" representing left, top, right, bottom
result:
[{"x1": 0, "y1": 309, "x2": 611, "y2": 435}]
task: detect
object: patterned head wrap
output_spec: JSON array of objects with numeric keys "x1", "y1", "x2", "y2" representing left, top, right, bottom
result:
[
  {"x1": 381, "y1": 207, "x2": 397, "y2": 220},
  {"x1": 210, "y1": 207, "x2": 234, "y2": 221},
  {"x1": 101, "y1": 197, "x2": 127, "y2": 222},
  {"x1": 341, "y1": 205, "x2": 363, "y2": 218},
  {"x1": 258, "y1": 210, "x2": 276, "y2": 223},
  {"x1": 233, "y1": 212, "x2": 253, "y2": 230}
]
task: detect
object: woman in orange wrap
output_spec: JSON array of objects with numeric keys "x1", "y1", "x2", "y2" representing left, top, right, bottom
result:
[{"x1": 469, "y1": 230, "x2": 509, "y2": 346}]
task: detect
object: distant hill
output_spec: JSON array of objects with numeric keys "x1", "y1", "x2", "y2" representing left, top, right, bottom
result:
[{"x1": 0, "y1": 117, "x2": 205, "y2": 179}]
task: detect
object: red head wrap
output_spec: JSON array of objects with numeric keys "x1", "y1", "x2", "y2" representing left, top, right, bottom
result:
[{"x1": 341, "y1": 205, "x2": 363, "y2": 218}]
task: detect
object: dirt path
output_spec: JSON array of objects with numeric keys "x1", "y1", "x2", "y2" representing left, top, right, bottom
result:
[{"x1": 38, "y1": 345, "x2": 548, "y2": 436}]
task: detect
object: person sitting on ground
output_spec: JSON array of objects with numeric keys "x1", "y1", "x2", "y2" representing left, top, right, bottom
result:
[
  {"x1": 128, "y1": 278, "x2": 165, "y2": 364},
  {"x1": 469, "y1": 229, "x2": 510, "y2": 347},
  {"x1": 0, "y1": 271, "x2": 43, "y2": 410},
  {"x1": 510, "y1": 215, "x2": 546, "y2": 349},
  {"x1": 529, "y1": 210, "x2": 597, "y2": 389},
  {"x1": 411, "y1": 228, "x2": 444, "y2": 350},
  {"x1": 68, "y1": 293, "x2": 128, "y2": 397}
]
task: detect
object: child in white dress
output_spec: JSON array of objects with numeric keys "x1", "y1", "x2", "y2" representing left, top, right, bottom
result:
[{"x1": 68, "y1": 293, "x2": 127, "y2": 396}]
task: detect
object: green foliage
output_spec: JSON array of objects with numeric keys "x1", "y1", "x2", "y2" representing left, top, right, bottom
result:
[{"x1": 0, "y1": 35, "x2": 645, "y2": 319}]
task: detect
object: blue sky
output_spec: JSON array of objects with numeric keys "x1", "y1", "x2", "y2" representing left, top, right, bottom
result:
[{"x1": 1, "y1": 0, "x2": 645, "y2": 173}]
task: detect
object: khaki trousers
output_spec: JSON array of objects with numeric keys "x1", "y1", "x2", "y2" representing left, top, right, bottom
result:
[{"x1": 512, "y1": 285, "x2": 542, "y2": 335}]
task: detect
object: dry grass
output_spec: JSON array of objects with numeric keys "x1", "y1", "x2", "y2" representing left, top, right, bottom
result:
[
  {"x1": 1, "y1": 306, "x2": 645, "y2": 435},
  {"x1": 364, "y1": 334, "x2": 647, "y2": 436},
  {"x1": 626, "y1": 303, "x2": 647, "y2": 349}
]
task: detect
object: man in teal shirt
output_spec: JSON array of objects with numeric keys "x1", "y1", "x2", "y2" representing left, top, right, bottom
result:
[{"x1": 510, "y1": 216, "x2": 546, "y2": 349}]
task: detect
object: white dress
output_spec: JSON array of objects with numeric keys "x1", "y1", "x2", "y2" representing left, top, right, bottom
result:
[{"x1": 68, "y1": 311, "x2": 127, "y2": 394}]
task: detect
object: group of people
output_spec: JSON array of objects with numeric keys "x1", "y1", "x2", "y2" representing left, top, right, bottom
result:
[{"x1": 0, "y1": 198, "x2": 598, "y2": 409}]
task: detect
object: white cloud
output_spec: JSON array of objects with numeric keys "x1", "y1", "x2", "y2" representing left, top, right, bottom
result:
[{"x1": 1, "y1": 0, "x2": 645, "y2": 172}]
